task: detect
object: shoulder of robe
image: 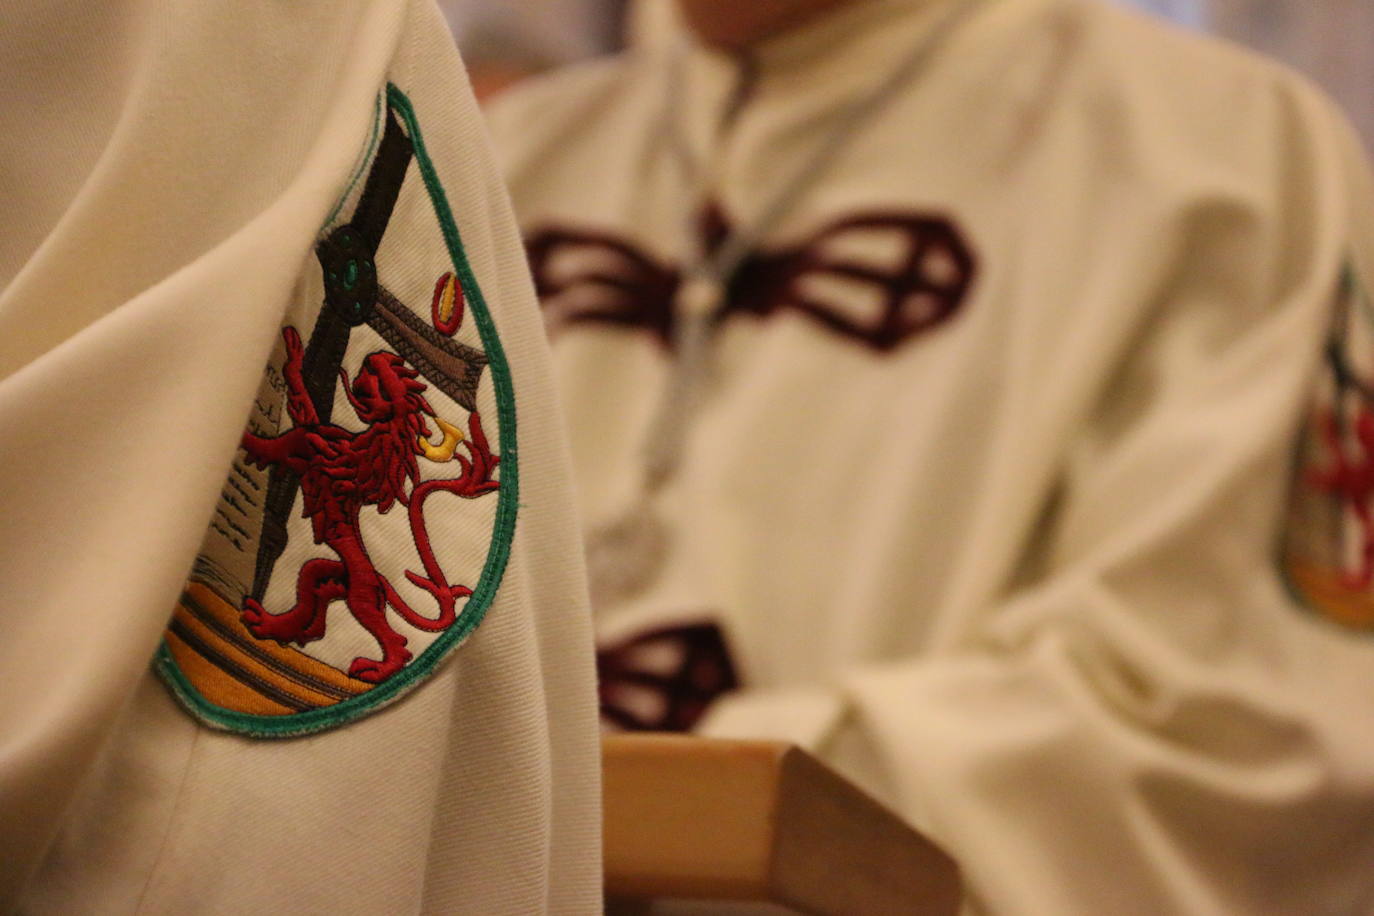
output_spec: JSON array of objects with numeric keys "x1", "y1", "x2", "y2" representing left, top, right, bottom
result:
[{"x1": 1026, "y1": 0, "x2": 1357, "y2": 180}]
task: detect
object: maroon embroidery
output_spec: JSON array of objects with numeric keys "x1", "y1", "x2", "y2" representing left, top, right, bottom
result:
[
  {"x1": 737, "y1": 213, "x2": 974, "y2": 351},
  {"x1": 526, "y1": 227, "x2": 679, "y2": 346},
  {"x1": 597, "y1": 621, "x2": 739, "y2": 732},
  {"x1": 238, "y1": 326, "x2": 499, "y2": 683},
  {"x1": 1308, "y1": 406, "x2": 1374, "y2": 588},
  {"x1": 525, "y1": 208, "x2": 975, "y2": 352}
]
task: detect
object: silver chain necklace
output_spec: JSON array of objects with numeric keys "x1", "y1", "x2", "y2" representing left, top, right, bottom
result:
[{"x1": 586, "y1": 0, "x2": 987, "y2": 609}]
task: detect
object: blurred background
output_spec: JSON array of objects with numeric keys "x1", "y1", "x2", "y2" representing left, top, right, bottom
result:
[{"x1": 436, "y1": 0, "x2": 1373, "y2": 148}]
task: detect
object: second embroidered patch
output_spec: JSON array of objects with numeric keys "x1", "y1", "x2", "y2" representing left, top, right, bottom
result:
[{"x1": 1282, "y1": 266, "x2": 1374, "y2": 632}]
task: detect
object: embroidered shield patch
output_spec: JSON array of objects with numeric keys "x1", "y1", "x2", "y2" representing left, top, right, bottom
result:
[
  {"x1": 1282, "y1": 266, "x2": 1374, "y2": 632},
  {"x1": 155, "y1": 85, "x2": 518, "y2": 736}
]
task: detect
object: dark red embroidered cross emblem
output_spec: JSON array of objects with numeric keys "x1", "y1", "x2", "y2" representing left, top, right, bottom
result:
[
  {"x1": 597, "y1": 621, "x2": 739, "y2": 732},
  {"x1": 527, "y1": 208, "x2": 975, "y2": 353}
]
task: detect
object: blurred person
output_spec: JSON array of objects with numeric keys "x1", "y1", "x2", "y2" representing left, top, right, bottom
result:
[
  {"x1": 489, "y1": 0, "x2": 1374, "y2": 911},
  {"x1": 0, "y1": 0, "x2": 598, "y2": 911}
]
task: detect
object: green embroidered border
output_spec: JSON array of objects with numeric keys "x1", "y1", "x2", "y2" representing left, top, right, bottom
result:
[{"x1": 155, "y1": 84, "x2": 520, "y2": 737}]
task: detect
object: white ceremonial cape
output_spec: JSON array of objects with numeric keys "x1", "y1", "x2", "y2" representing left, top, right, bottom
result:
[
  {"x1": 489, "y1": 0, "x2": 1374, "y2": 911},
  {"x1": 0, "y1": 1, "x2": 599, "y2": 912}
]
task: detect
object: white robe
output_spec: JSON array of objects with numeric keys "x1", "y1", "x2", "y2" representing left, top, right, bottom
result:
[
  {"x1": 489, "y1": 0, "x2": 1374, "y2": 911},
  {"x1": 0, "y1": 1, "x2": 599, "y2": 912}
]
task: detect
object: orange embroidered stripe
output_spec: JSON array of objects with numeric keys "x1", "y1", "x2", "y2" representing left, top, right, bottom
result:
[
  {"x1": 166, "y1": 617, "x2": 312, "y2": 713},
  {"x1": 180, "y1": 582, "x2": 369, "y2": 699},
  {"x1": 1286, "y1": 558, "x2": 1374, "y2": 629},
  {"x1": 164, "y1": 628, "x2": 297, "y2": 716},
  {"x1": 169, "y1": 594, "x2": 361, "y2": 713}
]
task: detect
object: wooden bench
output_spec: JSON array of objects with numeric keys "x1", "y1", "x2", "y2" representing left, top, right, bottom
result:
[{"x1": 604, "y1": 735, "x2": 962, "y2": 914}]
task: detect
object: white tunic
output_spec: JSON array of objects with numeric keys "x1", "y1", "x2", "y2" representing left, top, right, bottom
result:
[
  {"x1": 0, "y1": 1, "x2": 599, "y2": 912},
  {"x1": 490, "y1": 0, "x2": 1374, "y2": 911}
]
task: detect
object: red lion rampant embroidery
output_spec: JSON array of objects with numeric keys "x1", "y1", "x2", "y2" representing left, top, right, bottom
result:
[
  {"x1": 1309, "y1": 406, "x2": 1374, "y2": 589},
  {"x1": 239, "y1": 326, "x2": 499, "y2": 683}
]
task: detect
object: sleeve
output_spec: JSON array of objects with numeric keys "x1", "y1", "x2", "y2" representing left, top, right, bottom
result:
[
  {"x1": 0, "y1": 2, "x2": 599, "y2": 910},
  {"x1": 700, "y1": 88, "x2": 1374, "y2": 913},
  {"x1": 0, "y1": 3, "x2": 405, "y2": 897}
]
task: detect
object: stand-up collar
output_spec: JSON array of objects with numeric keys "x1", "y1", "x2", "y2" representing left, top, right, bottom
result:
[{"x1": 671, "y1": 0, "x2": 963, "y2": 183}]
